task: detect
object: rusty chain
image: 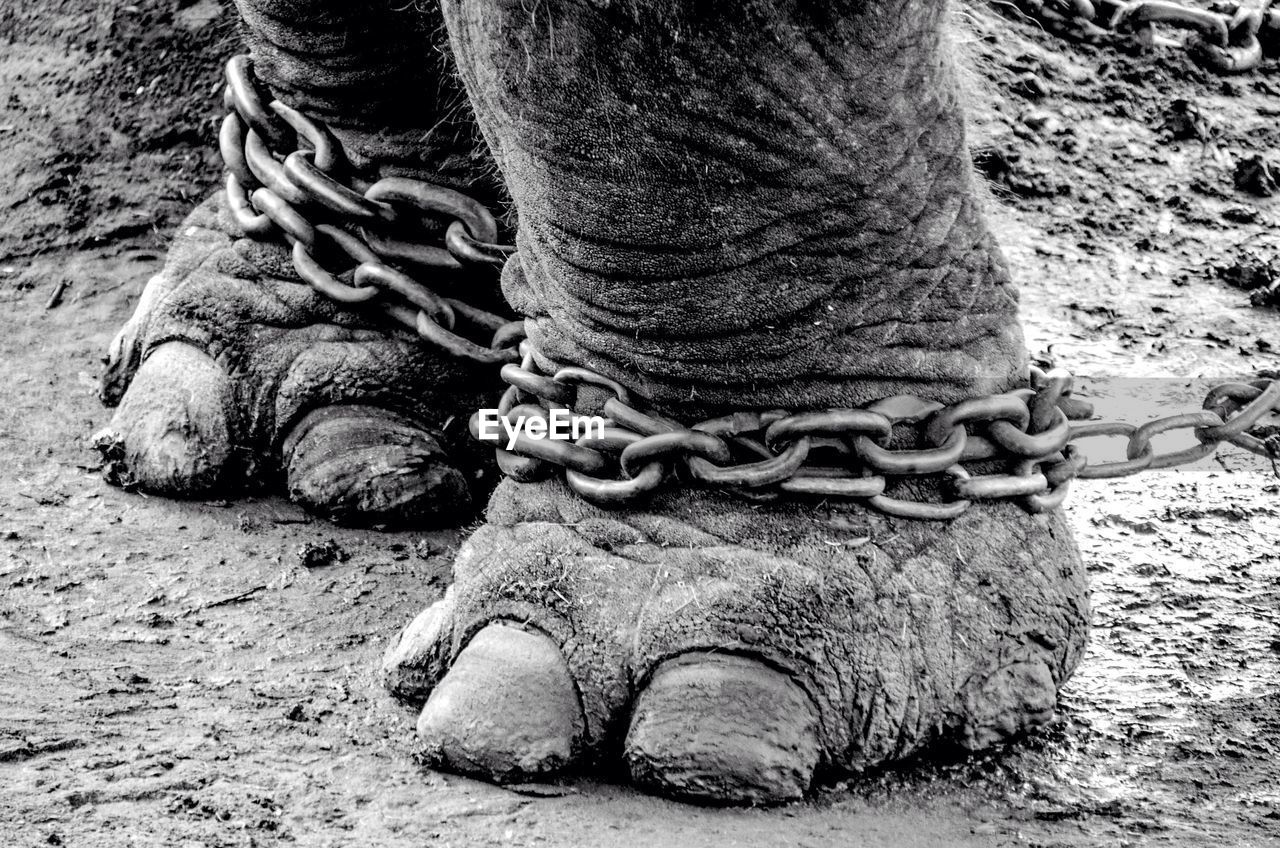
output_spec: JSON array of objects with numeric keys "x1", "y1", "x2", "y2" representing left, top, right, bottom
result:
[
  {"x1": 473, "y1": 346, "x2": 1280, "y2": 519},
  {"x1": 1002, "y1": 0, "x2": 1280, "y2": 73},
  {"x1": 218, "y1": 55, "x2": 524, "y2": 364}
]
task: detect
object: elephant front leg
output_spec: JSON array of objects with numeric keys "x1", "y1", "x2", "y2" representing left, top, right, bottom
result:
[
  {"x1": 383, "y1": 0, "x2": 1091, "y2": 803},
  {"x1": 95, "y1": 0, "x2": 508, "y2": 526}
]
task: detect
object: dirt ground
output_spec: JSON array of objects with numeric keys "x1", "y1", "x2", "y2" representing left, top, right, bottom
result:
[{"x1": 2, "y1": 1, "x2": 1280, "y2": 846}]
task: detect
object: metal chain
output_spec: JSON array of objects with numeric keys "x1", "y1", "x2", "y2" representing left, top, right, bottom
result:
[
  {"x1": 218, "y1": 55, "x2": 525, "y2": 364},
  {"x1": 1001, "y1": 0, "x2": 1280, "y2": 73},
  {"x1": 474, "y1": 345, "x2": 1280, "y2": 519},
  {"x1": 218, "y1": 59, "x2": 1279, "y2": 519}
]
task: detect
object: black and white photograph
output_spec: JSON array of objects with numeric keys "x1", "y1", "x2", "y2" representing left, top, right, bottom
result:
[{"x1": 2, "y1": 0, "x2": 1278, "y2": 844}]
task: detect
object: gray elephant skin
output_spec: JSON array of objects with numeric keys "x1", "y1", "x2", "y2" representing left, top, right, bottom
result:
[{"x1": 97, "y1": 0, "x2": 1090, "y2": 806}]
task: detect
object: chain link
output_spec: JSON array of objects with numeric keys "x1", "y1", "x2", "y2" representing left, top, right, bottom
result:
[
  {"x1": 217, "y1": 55, "x2": 524, "y2": 364},
  {"x1": 1001, "y1": 0, "x2": 1280, "y2": 73},
  {"x1": 218, "y1": 58, "x2": 1279, "y2": 520},
  {"x1": 476, "y1": 350, "x2": 1280, "y2": 519}
]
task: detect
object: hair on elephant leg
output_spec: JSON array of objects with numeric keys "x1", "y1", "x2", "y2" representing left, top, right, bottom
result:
[
  {"x1": 97, "y1": 0, "x2": 509, "y2": 525},
  {"x1": 382, "y1": 0, "x2": 1090, "y2": 804}
]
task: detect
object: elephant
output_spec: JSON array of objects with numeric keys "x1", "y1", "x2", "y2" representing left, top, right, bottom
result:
[{"x1": 97, "y1": 0, "x2": 1090, "y2": 805}]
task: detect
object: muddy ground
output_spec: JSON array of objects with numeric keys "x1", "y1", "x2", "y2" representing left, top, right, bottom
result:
[{"x1": 2, "y1": 1, "x2": 1280, "y2": 846}]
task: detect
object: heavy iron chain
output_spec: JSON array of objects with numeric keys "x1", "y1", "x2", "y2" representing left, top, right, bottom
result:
[
  {"x1": 216, "y1": 59, "x2": 1280, "y2": 520},
  {"x1": 1003, "y1": 0, "x2": 1280, "y2": 73},
  {"x1": 218, "y1": 55, "x2": 526, "y2": 364},
  {"x1": 472, "y1": 344, "x2": 1280, "y2": 519}
]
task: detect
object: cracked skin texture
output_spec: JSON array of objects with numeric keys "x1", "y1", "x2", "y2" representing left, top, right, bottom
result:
[
  {"x1": 96, "y1": 0, "x2": 1094, "y2": 805},
  {"x1": 97, "y1": 192, "x2": 492, "y2": 523},
  {"x1": 386, "y1": 478, "x2": 1088, "y2": 803},
  {"x1": 377, "y1": 0, "x2": 1094, "y2": 805},
  {"x1": 451, "y1": 0, "x2": 1029, "y2": 412},
  {"x1": 95, "y1": 0, "x2": 507, "y2": 525}
]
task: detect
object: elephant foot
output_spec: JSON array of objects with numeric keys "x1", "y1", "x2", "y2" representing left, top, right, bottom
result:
[
  {"x1": 625, "y1": 652, "x2": 822, "y2": 804},
  {"x1": 384, "y1": 478, "x2": 1090, "y2": 804},
  {"x1": 95, "y1": 341, "x2": 237, "y2": 496},
  {"x1": 95, "y1": 0, "x2": 510, "y2": 526},
  {"x1": 416, "y1": 622, "x2": 585, "y2": 782},
  {"x1": 95, "y1": 193, "x2": 487, "y2": 526}
]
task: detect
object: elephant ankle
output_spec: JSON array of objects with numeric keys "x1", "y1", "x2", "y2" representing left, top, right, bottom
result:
[
  {"x1": 444, "y1": 0, "x2": 1027, "y2": 414},
  {"x1": 504, "y1": 212, "x2": 1029, "y2": 418},
  {"x1": 232, "y1": 0, "x2": 496, "y2": 194}
]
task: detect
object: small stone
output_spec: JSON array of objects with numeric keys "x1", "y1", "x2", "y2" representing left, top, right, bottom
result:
[
  {"x1": 1210, "y1": 249, "x2": 1280, "y2": 307},
  {"x1": 296, "y1": 539, "x2": 348, "y2": 569},
  {"x1": 1234, "y1": 155, "x2": 1279, "y2": 197},
  {"x1": 1159, "y1": 99, "x2": 1214, "y2": 142},
  {"x1": 1222, "y1": 207, "x2": 1260, "y2": 224},
  {"x1": 1021, "y1": 109, "x2": 1060, "y2": 135}
]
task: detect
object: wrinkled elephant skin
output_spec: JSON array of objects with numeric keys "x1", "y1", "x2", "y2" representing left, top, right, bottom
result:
[
  {"x1": 385, "y1": 0, "x2": 1090, "y2": 805},
  {"x1": 96, "y1": 0, "x2": 1091, "y2": 805}
]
